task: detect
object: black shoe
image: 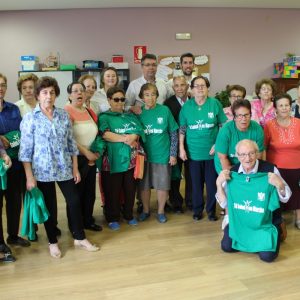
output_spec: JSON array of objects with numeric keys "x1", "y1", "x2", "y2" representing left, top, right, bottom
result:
[
  {"x1": 55, "y1": 227, "x2": 62, "y2": 237},
  {"x1": 208, "y1": 214, "x2": 218, "y2": 221},
  {"x1": 85, "y1": 223, "x2": 103, "y2": 232},
  {"x1": 0, "y1": 243, "x2": 12, "y2": 254},
  {"x1": 0, "y1": 253, "x2": 16, "y2": 263},
  {"x1": 164, "y1": 202, "x2": 172, "y2": 213},
  {"x1": 136, "y1": 201, "x2": 143, "y2": 214},
  {"x1": 7, "y1": 236, "x2": 31, "y2": 247},
  {"x1": 193, "y1": 213, "x2": 203, "y2": 221}
]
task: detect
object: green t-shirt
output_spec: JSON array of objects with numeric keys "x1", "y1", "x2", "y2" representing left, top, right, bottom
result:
[
  {"x1": 214, "y1": 120, "x2": 264, "y2": 174},
  {"x1": 138, "y1": 104, "x2": 178, "y2": 164},
  {"x1": 227, "y1": 172, "x2": 279, "y2": 253},
  {"x1": 179, "y1": 97, "x2": 227, "y2": 161},
  {"x1": 99, "y1": 111, "x2": 145, "y2": 173}
]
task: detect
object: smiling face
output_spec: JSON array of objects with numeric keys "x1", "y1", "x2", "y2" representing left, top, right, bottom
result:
[
  {"x1": 142, "y1": 87, "x2": 157, "y2": 109},
  {"x1": 83, "y1": 78, "x2": 96, "y2": 101},
  {"x1": 181, "y1": 56, "x2": 194, "y2": 77},
  {"x1": 236, "y1": 141, "x2": 258, "y2": 172},
  {"x1": 37, "y1": 86, "x2": 56, "y2": 110},
  {"x1": 69, "y1": 83, "x2": 85, "y2": 108},
  {"x1": 192, "y1": 78, "x2": 209, "y2": 100},
  {"x1": 229, "y1": 89, "x2": 244, "y2": 105},
  {"x1": 234, "y1": 107, "x2": 251, "y2": 131},
  {"x1": 108, "y1": 91, "x2": 125, "y2": 113},
  {"x1": 21, "y1": 80, "x2": 36, "y2": 102},
  {"x1": 103, "y1": 70, "x2": 118, "y2": 89},
  {"x1": 142, "y1": 58, "x2": 157, "y2": 81},
  {"x1": 275, "y1": 97, "x2": 291, "y2": 119},
  {"x1": 0, "y1": 77, "x2": 7, "y2": 101},
  {"x1": 173, "y1": 77, "x2": 189, "y2": 99}
]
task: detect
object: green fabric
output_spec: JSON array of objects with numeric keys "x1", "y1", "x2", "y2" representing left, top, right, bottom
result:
[
  {"x1": 179, "y1": 97, "x2": 227, "y2": 161},
  {"x1": 227, "y1": 172, "x2": 279, "y2": 253},
  {"x1": 0, "y1": 158, "x2": 8, "y2": 190},
  {"x1": 21, "y1": 187, "x2": 49, "y2": 241},
  {"x1": 90, "y1": 136, "x2": 106, "y2": 171},
  {"x1": 99, "y1": 110, "x2": 145, "y2": 173},
  {"x1": 171, "y1": 164, "x2": 182, "y2": 180},
  {"x1": 4, "y1": 130, "x2": 21, "y2": 159},
  {"x1": 214, "y1": 120, "x2": 265, "y2": 174},
  {"x1": 138, "y1": 104, "x2": 178, "y2": 164}
]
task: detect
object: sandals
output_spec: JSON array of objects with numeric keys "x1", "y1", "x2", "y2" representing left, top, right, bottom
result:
[
  {"x1": 74, "y1": 239, "x2": 100, "y2": 252},
  {"x1": 49, "y1": 243, "x2": 61, "y2": 259}
]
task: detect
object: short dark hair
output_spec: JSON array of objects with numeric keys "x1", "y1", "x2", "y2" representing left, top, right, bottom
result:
[
  {"x1": 67, "y1": 82, "x2": 85, "y2": 94},
  {"x1": 191, "y1": 75, "x2": 210, "y2": 89},
  {"x1": 106, "y1": 86, "x2": 125, "y2": 99},
  {"x1": 100, "y1": 67, "x2": 119, "y2": 89},
  {"x1": 227, "y1": 84, "x2": 247, "y2": 98},
  {"x1": 141, "y1": 53, "x2": 157, "y2": 65},
  {"x1": 255, "y1": 78, "x2": 277, "y2": 98},
  {"x1": 232, "y1": 99, "x2": 252, "y2": 117},
  {"x1": 139, "y1": 83, "x2": 159, "y2": 99},
  {"x1": 180, "y1": 52, "x2": 195, "y2": 64},
  {"x1": 35, "y1": 76, "x2": 60, "y2": 97},
  {"x1": 273, "y1": 93, "x2": 292, "y2": 108}
]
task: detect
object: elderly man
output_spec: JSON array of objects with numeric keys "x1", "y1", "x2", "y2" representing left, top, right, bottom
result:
[
  {"x1": 216, "y1": 139, "x2": 291, "y2": 263},
  {"x1": 125, "y1": 53, "x2": 170, "y2": 113},
  {"x1": 164, "y1": 76, "x2": 192, "y2": 212}
]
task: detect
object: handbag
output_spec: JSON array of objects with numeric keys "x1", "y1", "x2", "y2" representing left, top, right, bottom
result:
[{"x1": 133, "y1": 144, "x2": 145, "y2": 180}]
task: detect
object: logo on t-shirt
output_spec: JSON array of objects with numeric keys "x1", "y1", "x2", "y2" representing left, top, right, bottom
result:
[
  {"x1": 157, "y1": 117, "x2": 163, "y2": 124},
  {"x1": 233, "y1": 200, "x2": 264, "y2": 214},
  {"x1": 208, "y1": 112, "x2": 214, "y2": 119},
  {"x1": 144, "y1": 124, "x2": 163, "y2": 134},
  {"x1": 257, "y1": 192, "x2": 265, "y2": 201},
  {"x1": 115, "y1": 123, "x2": 137, "y2": 134},
  {"x1": 189, "y1": 120, "x2": 214, "y2": 130}
]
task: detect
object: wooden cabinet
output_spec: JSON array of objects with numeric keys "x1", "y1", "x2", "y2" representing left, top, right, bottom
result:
[{"x1": 272, "y1": 78, "x2": 299, "y2": 93}]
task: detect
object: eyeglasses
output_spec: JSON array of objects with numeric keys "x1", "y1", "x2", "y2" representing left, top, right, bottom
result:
[
  {"x1": 237, "y1": 151, "x2": 257, "y2": 159},
  {"x1": 142, "y1": 63, "x2": 157, "y2": 67},
  {"x1": 193, "y1": 84, "x2": 207, "y2": 89},
  {"x1": 71, "y1": 89, "x2": 85, "y2": 94},
  {"x1": 260, "y1": 87, "x2": 272, "y2": 92},
  {"x1": 0, "y1": 84, "x2": 7, "y2": 88},
  {"x1": 112, "y1": 97, "x2": 126, "y2": 103},
  {"x1": 230, "y1": 95, "x2": 243, "y2": 100},
  {"x1": 235, "y1": 113, "x2": 251, "y2": 120}
]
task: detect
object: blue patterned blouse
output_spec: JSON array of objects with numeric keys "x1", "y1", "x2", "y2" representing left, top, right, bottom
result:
[{"x1": 19, "y1": 105, "x2": 79, "y2": 182}]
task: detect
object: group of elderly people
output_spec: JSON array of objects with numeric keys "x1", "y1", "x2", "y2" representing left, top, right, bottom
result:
[{"x1": 0, "y1": 53, "x2": 299, "y2": 264}]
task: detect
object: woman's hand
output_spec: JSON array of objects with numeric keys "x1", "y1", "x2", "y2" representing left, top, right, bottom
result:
[
  {"x1": 26, "y1": 176, "x2": 37, "y2": 191},
  {"x1": 73, "y1": 168, "x2": 81, "y2": 184},
  {"x1": 2, "y1": 154, "x2": 12, "y2": 169},
  {"x1": 179, "y1": 147, "x2": 188, "y2": 161},
  {"x1": 123, "y1": 134, "x2": 138, "y2": 147},
  {"x1": 169, "y1": 156, "x2": 177, "y2": 166},
  {"x1": 84, "y1": 150, "x2": 100, "y2": 162},
  {"x1": 216, "y1": 169, "x2": 231, "y2": 187},
  {"x1": 0, "y1": 136, "x2": 10, "y2": 149}
]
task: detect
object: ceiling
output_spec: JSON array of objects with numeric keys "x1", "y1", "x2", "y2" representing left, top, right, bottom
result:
[{"x1": 1, "y1": 0, "x2": 300, "y2": 11}]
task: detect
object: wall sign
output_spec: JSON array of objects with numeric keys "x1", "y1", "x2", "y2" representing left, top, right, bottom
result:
[{"x1": 134, "y1": 46, "x2": 147, "y2": 64}]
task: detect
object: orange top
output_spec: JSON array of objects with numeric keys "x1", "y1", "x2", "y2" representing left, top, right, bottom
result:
[{"x1": 264, "y1": 117, "x2": 300, "y2": 169}]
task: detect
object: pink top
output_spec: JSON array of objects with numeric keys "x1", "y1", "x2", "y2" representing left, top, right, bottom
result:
[
  {"x1": 223, "y1": 106, "x2": 234, "y2": 121},
  {"x1": 251, "y1": 99, "x2": 276, "y2": 128},
  {"x1": 264, "y1": 117, "x2": 300, "y2": 169}
]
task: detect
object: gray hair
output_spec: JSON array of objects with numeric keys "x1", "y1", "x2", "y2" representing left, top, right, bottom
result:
[{"x1": 235, "y1": 139, "x2": 259, "y2": 155}]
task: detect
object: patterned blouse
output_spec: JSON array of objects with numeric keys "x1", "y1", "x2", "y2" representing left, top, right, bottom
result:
[
  {"x1": 19, "y1": 105, "x2": 79, "y2": 182},
  {"x1": 251, "y1": 99, "x2": 276, "y2": 128}
]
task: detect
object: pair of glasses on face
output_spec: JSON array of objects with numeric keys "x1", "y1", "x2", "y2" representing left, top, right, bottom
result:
[
  {"x1": 237, "y1": 151, "x2": 257, "y2": 159},
  {"x1": 112, "y1": 97, "x2": 126, "y2": 103},
  {"x1": 230, "y1": 95, "x2": 243, "y2": 100},
  {"x1": 235, "y1": 113, "x2": 251, "y2": 120}
]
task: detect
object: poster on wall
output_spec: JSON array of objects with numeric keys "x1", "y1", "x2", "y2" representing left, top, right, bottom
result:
[
  {"x1": 157, "y1": 55, "x2": 210, "y2": 82},
  {"x1": 134, "y1": 46, "x2": 147, "y2": 64}
]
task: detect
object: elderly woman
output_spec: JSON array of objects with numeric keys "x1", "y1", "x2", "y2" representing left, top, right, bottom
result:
[
  {"x1": 65, "y1": 82, "x2": 101, "y2": 232},
  {"x1": 99, "y1": 86, "x2": 144, "y2": 230},
  {"x1": 91, "y1": 67, "x2": 119, "y2": 115},
  {"x1": 251, "y1": 78, "x2": 277, "y2": 127},
  {"x1": 19, "y1": 76, "x2": 99, "y2": 258},
  {"x1": 138, "y1": 83, "x2": 178, "y2": 223},
  {"x1": 223, "y1": 84, "x2": 246, "y2": 120},
  {"x1": 0, "y1": 73, "x2": 30, "y2": 257},
  {"x1": 292, "y1": 80, "x2": 300, "y2": 118},
  {"x1": 78, "y1": 74, "x2": 97, "y2": 112},
  {"x1": 179, "y1": 76, "x2": 227, "y2": 221},
  {"x1": 15, "y1": 73, "x2": 38, "y2": 117},
  {"x1": 264, "y1": 93, "x2": 300, "y2": 229}
]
